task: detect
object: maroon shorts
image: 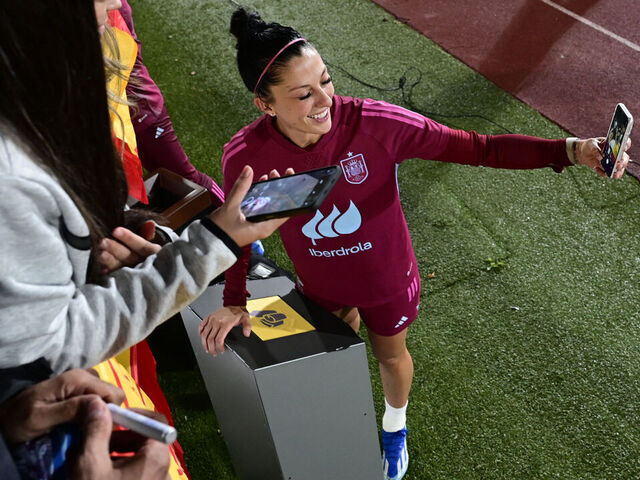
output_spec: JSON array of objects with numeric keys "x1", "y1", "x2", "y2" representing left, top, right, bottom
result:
[{"x1": 299, "y1": 274, "x2": 421, "y2": 336}]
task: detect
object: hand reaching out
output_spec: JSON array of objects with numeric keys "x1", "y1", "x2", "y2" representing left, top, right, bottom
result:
[
  {"x1": 208, "y1": 165, "x2": 294, "y2": 247},
  {"x1": 575, "y1": 137, "x2": 632, "y2": 179}
]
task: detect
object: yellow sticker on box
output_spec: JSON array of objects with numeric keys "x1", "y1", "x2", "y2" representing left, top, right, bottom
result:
[{"x1": 246, "y1": 296, "x2": 315, "y2": 341}]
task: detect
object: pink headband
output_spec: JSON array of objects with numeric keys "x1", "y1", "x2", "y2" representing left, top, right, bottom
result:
[{"x1": 253, "y1": 38, "x2": 306, "y2": 95}]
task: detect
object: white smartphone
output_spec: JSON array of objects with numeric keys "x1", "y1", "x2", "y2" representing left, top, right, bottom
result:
[{"x1": 601, "y1": 103, "x2": 633, "y2": 178}]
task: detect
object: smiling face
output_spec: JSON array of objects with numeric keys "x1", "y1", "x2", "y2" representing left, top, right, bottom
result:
[{"x1": 255, "y1": 48, "x2": 334, "y2": 149}]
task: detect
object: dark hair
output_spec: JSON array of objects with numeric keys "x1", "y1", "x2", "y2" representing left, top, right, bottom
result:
[
  {"x1": 230, "y1": 7, "x2": 310, "y2": 98},
  {"x1": 0, "y1": 0, "x2": 127, "y2": 281}
]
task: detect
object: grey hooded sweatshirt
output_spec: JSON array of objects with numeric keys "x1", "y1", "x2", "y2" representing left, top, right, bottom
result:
[{"x1": 0, "y1": 132, "x2": 240, "y2": 373}]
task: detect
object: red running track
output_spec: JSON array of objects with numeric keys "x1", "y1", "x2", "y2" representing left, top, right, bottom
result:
[{"x1": 371, "y1": 0, "x2": 640, "y2": 149}]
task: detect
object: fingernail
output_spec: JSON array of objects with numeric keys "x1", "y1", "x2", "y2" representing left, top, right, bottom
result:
[
  {"x1": 113, "y1": 228, "x2": 123, "y2": 239},
  {"x1": 86, "y1": 397, "x2": 107, "y2": 421},
  {"x1": 100, "y1": 239, "x2": 109, "y2": 249},
  {"x1": 240, "y1": 166, "x2": 250, "y2": 178}
]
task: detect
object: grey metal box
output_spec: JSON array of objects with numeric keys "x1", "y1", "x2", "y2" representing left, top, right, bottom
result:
[{"x1": 181, "y1": 277, "x2": 382, "y2": 480}]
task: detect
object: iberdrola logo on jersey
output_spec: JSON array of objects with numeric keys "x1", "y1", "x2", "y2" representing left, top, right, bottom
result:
[
  {"x1": 301, "y1": 201, "x2": 362, "y2": 245},
  {"x1": 340, "y1": 153, "x2": 368, "y2": 184},
  {"x1": 301, "y1": 201, "x2": 373, "y2": 257}
]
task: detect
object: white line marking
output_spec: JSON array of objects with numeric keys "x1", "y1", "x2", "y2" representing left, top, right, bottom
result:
[{"x1": 538, "y1": 0, "x2": 640, "y2": 52}]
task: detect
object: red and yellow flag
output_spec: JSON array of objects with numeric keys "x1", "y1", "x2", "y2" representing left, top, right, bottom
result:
[{"x1": 106, "y1": 10, "x2": 147, "y2": 203}]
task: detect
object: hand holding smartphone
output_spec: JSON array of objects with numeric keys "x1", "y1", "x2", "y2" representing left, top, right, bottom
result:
[
  {"x1": 601, "y1": 103, "x2": 633, "y2": 178},
  {"x1": 241, "y1": 166, "x2": 342, "y2": 222}
]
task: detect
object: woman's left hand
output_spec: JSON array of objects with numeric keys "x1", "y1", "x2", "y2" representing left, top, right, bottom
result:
[
  {"x1": 576, "y1": 137, "x2": 632, "y2": 179},
  {"x1": 98, "y1": 222, "x2": 161, "y2": 274}
]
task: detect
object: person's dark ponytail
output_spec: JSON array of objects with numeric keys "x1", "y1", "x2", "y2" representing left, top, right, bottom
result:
[{"x1": 230, "y1": 7, "x2": 309, "y2": 98}]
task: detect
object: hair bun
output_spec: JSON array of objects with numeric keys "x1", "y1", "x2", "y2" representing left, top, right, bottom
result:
[{"x1": 230, "y1": 7, "x2": 265, "y2": 43}]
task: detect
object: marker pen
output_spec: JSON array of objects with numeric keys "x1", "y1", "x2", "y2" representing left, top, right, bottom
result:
[{"x1": 107, "y1": 403, "x2": 177, "y2": 444}]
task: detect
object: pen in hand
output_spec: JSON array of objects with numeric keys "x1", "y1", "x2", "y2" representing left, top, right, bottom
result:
[{"x1": 107, "y1": 403, "x2": 177, "y2": 444}]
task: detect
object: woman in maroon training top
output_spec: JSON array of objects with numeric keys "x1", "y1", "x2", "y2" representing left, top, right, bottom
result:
[{"x1": 198, "y1": 8, "x2": 631, "y2": 480}]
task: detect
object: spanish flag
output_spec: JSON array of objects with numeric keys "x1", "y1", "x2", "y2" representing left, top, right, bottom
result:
[{"x1": 106, "y1": 10, "x2": 147, "y2": 204}]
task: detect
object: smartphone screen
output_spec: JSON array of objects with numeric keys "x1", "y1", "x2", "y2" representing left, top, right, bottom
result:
[
  {"x1": 241, "y1": 173, "x2": 319, "y2": 217},
  {"x1": 240, "y1": 166, "x2": 341, "y2": 221},
  {"x1": 601, "y1": 104, "x2": 633, "y2": 177}
]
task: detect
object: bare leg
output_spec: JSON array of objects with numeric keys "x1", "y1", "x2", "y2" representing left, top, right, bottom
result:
[
  {"x1": 332, "y1": 306, "x2": 361, "y2": 333},
  {"x1": 368, "y1": 328, "x2": 413, "y2": 408}
]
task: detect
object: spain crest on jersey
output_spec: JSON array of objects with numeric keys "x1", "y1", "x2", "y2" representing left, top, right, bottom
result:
[{"x1": 340, "y1": 153, "x2": 368, "y2": 184}]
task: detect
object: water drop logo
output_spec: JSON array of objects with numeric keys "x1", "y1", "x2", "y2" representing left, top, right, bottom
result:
[
  {"x1": 250, "y1": 310, "x2": 287, "y2": 328},
  {"x1": 301, "y1": 201, "x2": 362, "y2": 245}
]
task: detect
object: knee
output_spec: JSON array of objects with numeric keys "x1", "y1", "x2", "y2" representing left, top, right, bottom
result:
[{"x1": 374, "y1": 347, "x2": 411, "y2": 369}]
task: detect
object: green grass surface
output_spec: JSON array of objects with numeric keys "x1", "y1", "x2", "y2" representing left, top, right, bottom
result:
[{"x1": 130, "y1": 0, "x2": 640, "y2": 478}]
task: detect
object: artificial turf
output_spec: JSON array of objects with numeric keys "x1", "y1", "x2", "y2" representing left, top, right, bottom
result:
[{"x1": 129, "y1": 0, "x2": 640, "y2": 478}]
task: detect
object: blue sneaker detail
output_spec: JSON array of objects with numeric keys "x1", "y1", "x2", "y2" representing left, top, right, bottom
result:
[
  {"x1": 382, "y1": 427, "x2": 409, "y2": 480},
  {"x1": 251, "y1": 240, "x2": 265, "y2": 255}
]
